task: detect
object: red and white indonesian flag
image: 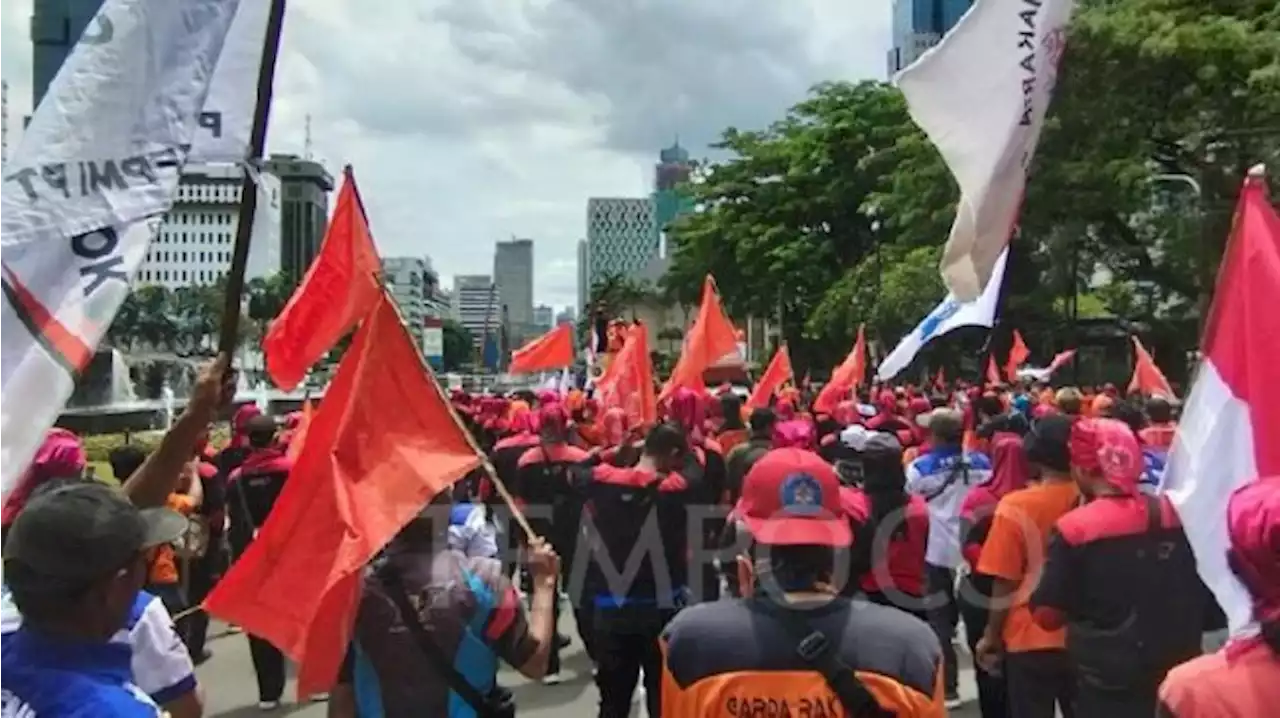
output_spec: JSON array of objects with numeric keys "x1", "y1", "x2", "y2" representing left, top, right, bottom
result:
[
  {"x1": 1163, "y1": 166, "x2": 1280, "y2": 635},
  {"x1": 0, "y1": 0, "x2": 251, "y2": 502},
  {"x1": 895, "y1": 0, "x2": 1076, "y2": 301}
]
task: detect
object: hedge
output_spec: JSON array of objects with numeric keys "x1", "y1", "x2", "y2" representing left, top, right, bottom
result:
[{"x1": 82, "y1": 426, "x2": 231, "y2": 462}]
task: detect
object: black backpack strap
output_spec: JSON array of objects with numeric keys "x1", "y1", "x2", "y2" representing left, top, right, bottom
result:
[
  {"x1": 377, "y1": 565, "x2": 504, "y2": 718},
  {"x1": 1143, "y1": 494, "x2": 1164, "y2": 534},
  {"x1": 921, "y1": 457, "x2": 970, "y2": 503},
  {"x1": 756, "y1": 600, "x2": 893, "y2": 718}
]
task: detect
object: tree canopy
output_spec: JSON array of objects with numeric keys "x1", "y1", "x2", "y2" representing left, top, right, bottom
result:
[{"x1": 664, "y1": 0, "x2": 1279, "y2": 382}]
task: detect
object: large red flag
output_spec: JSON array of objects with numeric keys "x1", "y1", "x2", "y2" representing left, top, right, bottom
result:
[
  {"x1": 1164, "y1": 166, "x2": 1280, "y2": 633},
  {"x1": 747, "y1": 344, "x2": 794, "y2": 410},
  {"x1": 814, "y1": 325, "x2": 866, "y2": 414},
  {"x1": 596, "y1": 323, "x2": 657, "y2": 429},
  {"x1": 1004, "y1": 329, "x2": 1030, "y2": 381},
  {"x1": 205, "y1": 293, "x2": 482, "y2": 696},
  {"x1": 509, "y1": 323, "x2": 574, "y2": 374},
  {"x1": 661, "y1": 276, "x2": 738, "y2": 401},
  {"x1": 1128, "y1": 336, "x2": 1174, "y2": 398},
  {"x1": 263, "y1": 167, "x2": 383, "y2": 391}
]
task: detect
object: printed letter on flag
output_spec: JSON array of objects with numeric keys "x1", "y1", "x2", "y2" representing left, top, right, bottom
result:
[
  {"x1": 189, "y1": 0, "x2": 272, "y2": 162},
  {"x1": 877, "y1": 248, "x2": 1009, "y2": 380},
  {"x1": 895, "y1": 0, "x2": 1075, "y2": 300},
  {"x1": 0, "y1": 0, "x2": 245, "y2": 501},
  {"x1": 509, "y1": 323, "x2": 574, "y2": 374},
  {"x1": 1163, "y1": 167, "x2": 1280, "y2": 636},
  {"x1": 205, "y1": 292, "x2": 483, "y2": 695}
]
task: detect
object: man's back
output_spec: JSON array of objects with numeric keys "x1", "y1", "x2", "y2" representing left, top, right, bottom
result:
[
  {"x1": 907, "y1": 447, "x2": 992, "y2": 568},
  {"x1": 353, "y1": 547, "x2": 537, "y2": 717},
  {"x1": 661, "y1": 596, "x2": 945, "y2": 716}
]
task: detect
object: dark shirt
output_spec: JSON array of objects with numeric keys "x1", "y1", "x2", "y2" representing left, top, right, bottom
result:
[{"x1": 226, "y1": 446, "x2": 291, "y2": 555}]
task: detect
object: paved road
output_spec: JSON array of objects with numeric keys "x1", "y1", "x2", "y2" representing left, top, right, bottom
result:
[{"x1": 197, "y1": 619, "x2": 982, "y2": 717}]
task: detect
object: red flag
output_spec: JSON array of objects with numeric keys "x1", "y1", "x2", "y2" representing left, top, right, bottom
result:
[
  {"x1": 1045, "y1": 349, "x2": 1076, "y2": 376},
  {"x1": 205, "y1": 293, "x2": 482, "y2": 696},
  {"x1": 1164, "y1": 166, "x2": 1280, "y2": 633},
  {"x1": 661, "y1": 276, "x2": 738, "y2": 401},
  {"x1": 509, "y1": 323, "x2": 574, "y2": 374},
  {"x1": 1128, "y1": 336, "x2": 1174, "y2": 398},
  {"x1": 286, "y1": 398, "x2": 313, "y2": 461},
  {"x1": 596, "y1": 323, "x2": 657, "y2": 429},
  {"x1": 933, "y1": 366, "x2": 946, "y2": 390},
  {"x1": 986, "y1": 355, "x2": 1002, "y2": 387},
  {"x1": 1005, "y1": 329, "x2": 1030, "y2": 381},
  {"x1": 814, "y1": 325, "x2": 866, "y2": 414},
  {"x1": 264, "y1": 167, "x2": 382, "y2": 391},
  {"x1": 747, "y1": 344, "x2": 794, "y2": 409}
]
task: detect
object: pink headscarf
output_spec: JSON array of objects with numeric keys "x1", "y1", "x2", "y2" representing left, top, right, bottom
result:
[
  {"x1": 774, "y1": 398, "x2": 797, "y2": 422},
  {"x1": 960, "y1": 433, "x2": 1032, "y2": 524},
  {"x1": 508, "y1": 404, "x2": 539, "y2": 435},
  {"x1": 2, "y1": 428, "x2": 87, "y2": 527},
  {"x1": 669, "y1": 387, "x2": 706, "y2": 441},
  {"x1": 600, "y1": 407, "x2": 629, "y2": 446},
  {"x1": 231, "y1": 404, "x2": 263, "y2": 448},
  {"x1": 1070, "y1": 418, "x2": 1144, "y2": 492},
  {"x1": 537, "y1": 403, "x2": 570, "y2": 440},
  {"x1": 1227, "y1": 477, "x2": 1280, "y2": 622},
  {"x1": 772, "y1": 419, "x2": 815, "y2": 450}
]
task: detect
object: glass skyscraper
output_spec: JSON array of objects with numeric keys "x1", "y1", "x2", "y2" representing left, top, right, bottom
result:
[
  {"x1": 31, "y1": 0, "x2": 106, "y2": 109},
  {"x1": 887, "y1": 0, "x2": 974, "y2": 76}
]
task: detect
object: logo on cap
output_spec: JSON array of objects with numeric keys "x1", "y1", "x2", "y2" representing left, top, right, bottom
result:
[{"x1": 779, "y1": 473, "x2": 823, "y2": 516}]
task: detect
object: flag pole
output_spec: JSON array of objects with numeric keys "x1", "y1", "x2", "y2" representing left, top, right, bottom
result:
[
  {"x1": 217, "y1": 0, "x2": 288, "y2": 355},
  {"x1": 380, "y1": 288, "x2": 538, "y2": 541}
]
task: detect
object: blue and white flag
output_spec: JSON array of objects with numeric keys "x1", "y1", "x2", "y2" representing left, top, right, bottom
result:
[{"x1": 876, "y1": 248, "x2": 1009, "y2": 381}]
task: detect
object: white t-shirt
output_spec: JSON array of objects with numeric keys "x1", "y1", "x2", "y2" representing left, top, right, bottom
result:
[{"x1": 1, "y1": 585, "x2": 197, "y2": 705}]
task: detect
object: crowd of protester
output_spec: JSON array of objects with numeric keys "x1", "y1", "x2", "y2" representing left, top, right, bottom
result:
[{"x1": 2, "y1": 355, "x2": 1277, "y2": 717}]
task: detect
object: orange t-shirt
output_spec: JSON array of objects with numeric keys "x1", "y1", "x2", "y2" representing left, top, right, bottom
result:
[
  {"x1": 148, "y1": 493, "x2": 195, "y2": 586},
  {"x1": 976, "y1": 480, "x2": 1080, "y2": 652}
]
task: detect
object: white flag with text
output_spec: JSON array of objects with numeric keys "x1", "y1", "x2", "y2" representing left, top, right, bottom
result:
[
  {"x1": 896, "y1": 0, "x2": 1076, "y2": 301},
  {"x1": 0, "y1": 0, "x2": 246, "y2": 502}
]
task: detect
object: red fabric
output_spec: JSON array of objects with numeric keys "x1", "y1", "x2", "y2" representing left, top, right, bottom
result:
[
  {"x1": 516, "y1": 444, "x2": 591, "y2": 468},
  {"x1": 1069, "y1": 418, "x2": 1144, "y2": 493},
  {"x1": 1127, "y1": 336, "x2": 1175, "y2": 398},
  {"x1": 814, "y1": 325, "x2": 866, "y2": 414},
  {"x1": 960, "y1": 433, "x2": 1031, "y2": 524},
  {"x1": 3, "y1": 428, "x2": 86, "y2": 527},
  {"x1": 205, "y1": 294, "x2": 481, "y2": 697},
  {"x1": 595, "y1": 323, "x2": 657, "y2": 429},
  {"x1": 1138, "y1": 423, "x2": 1176, "y2": 450},
  {"x1": 509, "y1": 323, "x2": 575, "y2": 374},
  {"x1": 1201, "y1": 173, "x2": 1280, "y2": 476},
  {"x1": 661, "y1": 276, "x2": 739, "y2": 400},
  {"x1": 264, "y1": 168, "x2": 382, "y2": 391},
  {"x1": 985, "y1": 356, "x2": 1002, "y2": 387},
  {"x1": 1226, "y1": 477, "x2": 1280, "y2": 622},
  {"x1": 747, "y1": 344, "x2": 794, "y2": 409},
  {"x1": 1005, "y1": 329, "x2": 1030, "y2": 381},
  {"x1": 668, "y1": 387, "x2": 707, "y2": 442},
  {"x1": 733, "y1": 448, "x2": 851, "y2": 547},
  {"x1": 592, "y1": 465, "x2": 687, "y2": 491},
  {"x1": 1046, "y1": 349, "x2": 1076, "y2": 376},
  {"x1": 1056, "y1": 494, "x2": 1181, "y2": 546},
  {"x1": 840, "y1": 488, "x2": 929, "y2": 596},
  {"x1": 599, "y1": 407, "x2": 629, "y2": 447}
]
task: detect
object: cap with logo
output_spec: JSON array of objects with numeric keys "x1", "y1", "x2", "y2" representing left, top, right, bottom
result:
[
  {"x1": 3, "y1": 482, "x2": 188, "y2": 593},
  {"x1": 735, "y1": 448, "x2": 851, "y2": 547}
]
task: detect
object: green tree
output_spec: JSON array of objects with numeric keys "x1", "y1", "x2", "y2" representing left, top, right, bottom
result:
[
  {"x1": 442, "y1": 319, "x2": 472, "y2": 371},
  {"x1": 132, "y1": 285, "x2": 177, "y2": 350}
]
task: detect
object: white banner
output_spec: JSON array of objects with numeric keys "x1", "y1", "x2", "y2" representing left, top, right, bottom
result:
[
  {"x1": 190, "y1": 0, "x2": 271, "y2": 163},
  {"x1": 896, "y1": 0, "x2": 1075, "y2": 301},
  {"x1": 246, "y1": 167, "x2": 282, "y2": 280},
  {"x1": 876, "y1": 248, "x2": 1009, "y2": 380},
  {"x1": 0, "y1": 0, "x2": 246, "y2": 501}
]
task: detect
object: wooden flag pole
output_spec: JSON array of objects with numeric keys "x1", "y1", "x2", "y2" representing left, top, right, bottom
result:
[{"x1": 217, "y1": 0, "x2": 288, "y2": 355}]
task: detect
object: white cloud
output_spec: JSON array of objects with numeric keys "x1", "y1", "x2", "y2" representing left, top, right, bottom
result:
[{"x1": 0, "y1": 0, "x2": 890, "y2": 310}]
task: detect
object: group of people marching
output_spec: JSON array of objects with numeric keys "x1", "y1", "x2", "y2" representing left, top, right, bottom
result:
[{"x1": 1, "y1": 356, "x2": 1277, "y2": 717}]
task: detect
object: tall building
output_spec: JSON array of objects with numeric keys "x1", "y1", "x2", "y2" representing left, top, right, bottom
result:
[
  {"x1": 887, "y1": 0, "x2": 974, "y2": 75},
  {"x1": 136, "y1": 165, "x2": 278, "y2": 290},
  {"x1": 382, "y1": 256, "x2": 445, "y2": 351},
  {"x1": 493, "y1": 238, "x2": 534, "y2": 327},
  {"x1": 555, "y1": 307, "x2": 576, "y2": 327},
  {"x1": 653, "y1": 141, "x2": 695, "y2": 232},
  {"x1": 585, "y1": 197, "x2": 658, "y2": 293},
  {"x1": 452, "y1": 275, "x2": 501, "y2": 351},
  {"x1": 533, "y1": 305, "x2": 555, "y2": 332},
  {"x1": 262, "y1": 154, "x2": 335, "y2": 284},
  {"x1": 30, "y1": 0, "x2": 105, "y2": 109},
  {"x1": 577, "y1": 240, "x2": 590, "y2": 313}
]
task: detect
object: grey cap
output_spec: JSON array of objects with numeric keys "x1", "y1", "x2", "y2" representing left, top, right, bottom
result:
[
  {"x1": 4, "y1": 482, "x2": 187, "y2": 592},
  {"x1": 918, "y1": 408, "x2": 964, "y2": 442}
]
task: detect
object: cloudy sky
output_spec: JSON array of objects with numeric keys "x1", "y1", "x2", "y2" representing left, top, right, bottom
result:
[{"x1": 1, "y1": 0, "x2": 890, "y2": 311}]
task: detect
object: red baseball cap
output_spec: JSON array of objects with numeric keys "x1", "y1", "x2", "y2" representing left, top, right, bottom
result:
[{"x1": 735, "y1": 448, "x2": 851, "y2": 547}]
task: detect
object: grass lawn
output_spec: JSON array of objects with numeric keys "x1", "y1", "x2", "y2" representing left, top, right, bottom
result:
[{"x1": 87, "y1": 461, "x2": 117, "y2": 484}]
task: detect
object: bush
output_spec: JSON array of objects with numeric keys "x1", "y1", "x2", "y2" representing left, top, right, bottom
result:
[{"x1": 81, "y1": 426, "x2": 231, "y2": 462}]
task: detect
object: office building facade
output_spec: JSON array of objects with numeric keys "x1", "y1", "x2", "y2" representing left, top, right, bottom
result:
[
  {"x1": 136, "y1": 165, "x2": 277, "y2": 290},
  {"x1": 382, "y1": 256, "x2": 446, "y2": 351},
  {"x1": 533, "y1": 305, "x2": 555, "y2": 332},
  {"x1": 452, "y1": 275, "x2": 500, "y2": 350},
  {"x1": 494, "y1": 238, "x2": 534, "y2": 327},
  {"x1": 262, "y1": 154, "x2": 335, "y2": 285},
  {"x1": 887, "y1": 0, "x2": 974, "y2": 75},
  {"x1": 577, "y1": 240, "x2": 590, "y2": 313},
  {"x1": 585, "y1": 197, "x2": 658, "y2": 292}
]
